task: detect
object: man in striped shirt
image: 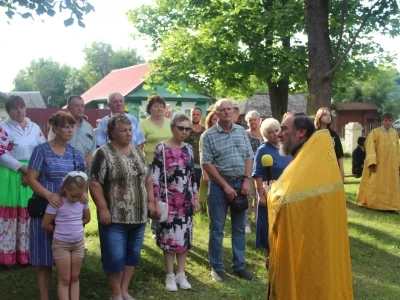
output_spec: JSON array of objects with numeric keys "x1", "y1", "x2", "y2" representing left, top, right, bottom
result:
[{"x1": 201, "y1": 99, "x2": 254, "y2": 282}]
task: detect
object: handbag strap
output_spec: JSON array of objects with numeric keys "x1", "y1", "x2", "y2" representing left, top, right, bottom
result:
[{"x1": 162, "y1": 143, "x2": 168, "y2": 206}]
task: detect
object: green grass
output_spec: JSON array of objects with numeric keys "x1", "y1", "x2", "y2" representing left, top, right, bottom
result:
[{"x1": 1, "y1": 158, "x2": 399, "y2": 299}]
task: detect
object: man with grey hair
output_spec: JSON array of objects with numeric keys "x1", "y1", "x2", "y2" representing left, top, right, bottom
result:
[
  {"x1": 201, "y1": 99, "x2": 254, "y2": 282},
  {"x1": 96, "y1": 92, "x2": 145, "y2": 149}
]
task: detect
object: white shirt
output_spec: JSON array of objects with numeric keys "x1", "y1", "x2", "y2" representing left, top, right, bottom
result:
[{"x1": 0, "y1": 118, "x2": 46, "y2": 171}]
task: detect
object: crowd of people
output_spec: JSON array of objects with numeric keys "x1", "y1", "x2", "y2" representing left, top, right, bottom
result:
[{"x1": 0, "y1": 91, "x2": 398, "y2": 300}]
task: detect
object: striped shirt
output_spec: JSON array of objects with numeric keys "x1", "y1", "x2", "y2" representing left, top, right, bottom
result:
[
  {"x1": 201, "y1": 122, "x2": 253, "y2": 178},
  {"x1": 96, "y1": 113, "x2": 145, "y2": 147},
  {"x1": 28, "y1": 142, "x2": 85, "y2": 194}
]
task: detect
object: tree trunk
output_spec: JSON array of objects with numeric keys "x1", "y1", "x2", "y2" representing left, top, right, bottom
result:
[
  {"x1": 267, "y1": 77, "x2": 289, "y2": 120},
  {"x1": 305, "y1": 0, "x2": 334, "y2": 115}
]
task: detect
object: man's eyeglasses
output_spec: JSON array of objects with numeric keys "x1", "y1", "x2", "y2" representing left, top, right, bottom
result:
[{"x1": 175, "y1": 126, "x2": 192, "y2": 132}]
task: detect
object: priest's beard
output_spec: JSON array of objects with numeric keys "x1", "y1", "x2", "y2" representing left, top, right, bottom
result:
[{"x1": 279, "y1": 132, "x2": 297, "y2": 156}]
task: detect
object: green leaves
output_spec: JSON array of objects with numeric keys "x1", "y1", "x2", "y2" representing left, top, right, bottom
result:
[
  {"x1": 129, "y1": 0, "x2": 305, "y2": 117},
  {"x1": 20, "y1": 12, "x2": 32, "y2": 18},
  {"x1": 129, "y1": 0, "x2": 399, "y2": 116},
  {"x1": 5, "y1": 10, "x2": 15, "y2": 18},
  {"x1": 1, "y1": 0, "x2": 94, "y2": 27},
  {"x1": 64, "y1": 17, "x2": 74, "y2": 27},
  {"x1": 81, "y1": 41, "x2": 145, "y2": 87},
  {"x1": 13, "y1": 58, "x2": 72, "y2": 108}
]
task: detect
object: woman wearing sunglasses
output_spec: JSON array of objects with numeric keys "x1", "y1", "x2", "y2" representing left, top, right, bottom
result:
[{"x1": 151, "y1": 113, "x2": 200, "y2": 292}]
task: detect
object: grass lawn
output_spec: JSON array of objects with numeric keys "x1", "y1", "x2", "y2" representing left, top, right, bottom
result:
[{"x1": 1, "y1": 158, "x2": 399, "y2": 300}]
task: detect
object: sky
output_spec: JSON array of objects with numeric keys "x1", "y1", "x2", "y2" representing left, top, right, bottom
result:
[
  {"x1": 0, "y1": 0, "x2": 399, "y2": 92},
  {"x1": 0, "y1": 0, "x2": 149, "y2": 91}
]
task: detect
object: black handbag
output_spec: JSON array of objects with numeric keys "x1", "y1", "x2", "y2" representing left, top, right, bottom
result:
[
  {"x1": 27, "y1": 195, "x2": 48, "y2": 218},
  {"x1": 228, "y1": 190, "x2": 249, "y2": 212}
]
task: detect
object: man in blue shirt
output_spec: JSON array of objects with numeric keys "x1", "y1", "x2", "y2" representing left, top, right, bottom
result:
[{"x1": 96, "y1": 92, "x2": 145, "y2": 149}]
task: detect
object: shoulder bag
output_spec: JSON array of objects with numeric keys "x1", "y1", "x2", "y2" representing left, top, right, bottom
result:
[{"x1": 158, "y1": 143, "x2": 169, "y2": 223}]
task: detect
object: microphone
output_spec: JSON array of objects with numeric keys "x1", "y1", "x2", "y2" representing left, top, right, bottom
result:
[{"x1": 261, "y1": 154, "x2": 274, "y2": 182}]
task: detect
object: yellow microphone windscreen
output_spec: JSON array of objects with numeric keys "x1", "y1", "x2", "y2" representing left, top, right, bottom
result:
[{"x1": 261, "y1": 154, "x2": 273, "y2": 167}]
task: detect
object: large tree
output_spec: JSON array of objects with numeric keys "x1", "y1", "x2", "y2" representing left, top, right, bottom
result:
[
  {"x1": 81, "y1": 41, "x2": 145, "y2": 86},
  {"x1": 305, "y1": 0, "x2": 399, "y2": 113},
  {"x1": 13, "y1": 58, "x2": 71, "y2": 107},
  {"x1": 129, "y1": 0, "x2": 399, "y2": 118},
  {"x1": 129, "y1": 0, "x2": 306, "y2": 118},
  {"x1": 1, "y1": 0, "x2": 94, "y2": 27}
]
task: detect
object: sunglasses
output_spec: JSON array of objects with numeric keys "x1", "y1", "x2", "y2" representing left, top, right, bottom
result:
[{"x1": 175, "y1": 126, "x2": 192, "y2": 132}]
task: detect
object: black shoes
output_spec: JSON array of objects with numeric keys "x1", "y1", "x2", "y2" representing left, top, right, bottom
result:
[{"x1": 233, "y1": 269, "x2": 254, "y2": 280}]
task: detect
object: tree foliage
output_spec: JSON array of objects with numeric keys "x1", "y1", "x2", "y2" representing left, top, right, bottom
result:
[
  {"x1": 305, "y1": 0, "x2": 399, "y2": 113},
  {"x1": 81, "y1": 41, "x2": 145, "y2": 86},
  {"x1": 13, "y1": 58, "x2": 71, "y2": 107},
  {"x1": 333, "y1": 66, "x2": 400, "y2": 115},
  {"x1": 128, "y1": 0, "x2": 306, "y2": 118},
  {"x1": 0, "y1": 0, "x2": 94, "y2": 27},
  {"x1": 64, "y1": 68, "x2": 90, "y2": 97},
  {"x1": 128, "y1": 0, "x2": 399, "y2": 118},
  {"x1": 11, "y1": 43, "x2": 145, "y2": 107}
]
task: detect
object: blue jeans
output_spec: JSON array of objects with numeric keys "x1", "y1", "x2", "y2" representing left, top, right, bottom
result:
[
  {"x1": 208, "y1": 180, "x2": 246, "y2": 272},
  {"x1": 98, "y1": 222, "x2": 146, "y2": 274}
]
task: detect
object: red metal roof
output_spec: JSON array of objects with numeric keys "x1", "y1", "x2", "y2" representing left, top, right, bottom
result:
[{"x1": 81, "y1": 64, "x2": 151, "y2": 105}]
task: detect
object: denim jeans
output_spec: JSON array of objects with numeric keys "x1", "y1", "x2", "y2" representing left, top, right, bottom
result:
[
  {"x1": 98, "y1": 222, "x2": 146, "y2": 274},
  {"x1": 208, "y1": 179, "x2": 246, "y2": 272}
]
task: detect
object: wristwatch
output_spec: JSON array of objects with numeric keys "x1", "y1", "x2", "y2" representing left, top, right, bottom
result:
[{"x1": 243, "y1": 175, "x2": 252, "y2": 180}]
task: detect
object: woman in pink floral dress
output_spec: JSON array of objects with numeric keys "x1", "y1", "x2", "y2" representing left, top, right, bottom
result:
[
  {"x1": 0, "y1": 95, "x2": 46, "y2": 265},
  {"x1": 152, "y1": 113, "x2": 200, "y2": 292}
]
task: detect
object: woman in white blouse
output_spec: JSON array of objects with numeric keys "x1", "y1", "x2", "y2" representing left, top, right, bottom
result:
[{"x1": 0, "y1": 95, "x2": 46, "y2": 265}]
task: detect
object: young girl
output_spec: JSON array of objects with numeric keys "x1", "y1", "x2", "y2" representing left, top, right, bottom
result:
[{"x1": 42, "y1": 171, "x2": 91, "y2": 300}]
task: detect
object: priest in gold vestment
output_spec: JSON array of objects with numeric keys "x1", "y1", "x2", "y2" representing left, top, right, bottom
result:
[
  {"x1": 356, "y1": 112, "x2": 400, "y2": 211},
  {"x1": 266, "y1": 113, "x2": 353, "y2": 300}
]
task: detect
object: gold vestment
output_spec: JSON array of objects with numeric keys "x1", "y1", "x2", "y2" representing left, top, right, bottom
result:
[
  {"x1": 267, "y1": 130, "x2": 353, "y2": 300},
  {"x1": 356, "y1": 127, "x2": 400, "y2": 210}
]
